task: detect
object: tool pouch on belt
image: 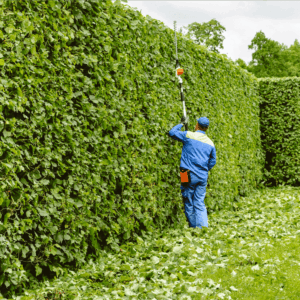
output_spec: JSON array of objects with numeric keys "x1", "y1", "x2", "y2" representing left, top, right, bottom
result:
[{"x1": 180, "y1": 168, "x2": 191, "y2": 186}]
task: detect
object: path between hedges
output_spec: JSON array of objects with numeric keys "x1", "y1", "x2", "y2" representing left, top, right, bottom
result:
[{"x1": 10, "y1": 187, "x2": 300, "y2": 300}]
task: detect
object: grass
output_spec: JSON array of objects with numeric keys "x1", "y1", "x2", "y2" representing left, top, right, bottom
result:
[{"x1": 6, "y1": 186, "x2": 300, "y2": 300}]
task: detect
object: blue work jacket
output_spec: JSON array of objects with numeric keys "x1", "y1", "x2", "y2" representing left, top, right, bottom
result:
[{"x1": 168, "y1": 124, "x2": 217, "y2": 182}]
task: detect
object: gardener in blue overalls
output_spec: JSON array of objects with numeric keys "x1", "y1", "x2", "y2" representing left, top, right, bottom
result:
[{"x1": 168, "y1": 117, "x2": 216, "y2": 228}]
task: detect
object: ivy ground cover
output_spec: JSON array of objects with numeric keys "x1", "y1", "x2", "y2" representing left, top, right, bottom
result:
[{"x1": 8, "y1": 186, "x2": 300, "y2": 300}]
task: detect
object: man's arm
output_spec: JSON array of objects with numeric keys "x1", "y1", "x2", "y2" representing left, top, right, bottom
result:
[
  {"x1": 208, "y1": 147, "x2": 216, "y2": 171},
  {"x1": 168, "y1": 124, "x2": 187, "y2": 143}
]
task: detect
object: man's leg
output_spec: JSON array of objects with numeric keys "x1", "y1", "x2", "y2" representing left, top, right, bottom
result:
[
  {"x1": 193, "y1": 184, "x2": 208, "y2": 228},
  {"x1": 180, "y1": 184, "x2": 195, "y2": 228}
]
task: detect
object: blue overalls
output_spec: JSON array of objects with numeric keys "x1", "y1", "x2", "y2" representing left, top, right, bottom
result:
[{"x1": 168, "y1": 124, "x2": 217, "y2": 228}]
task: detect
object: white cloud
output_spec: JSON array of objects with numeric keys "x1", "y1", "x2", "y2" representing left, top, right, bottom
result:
[{"x1": 169, "y1": 1, "x2": 256, "y2": 15}]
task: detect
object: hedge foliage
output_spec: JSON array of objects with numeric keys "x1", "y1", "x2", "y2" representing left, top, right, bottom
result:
[
  {"x1": 259, "y1": 77, "x2": 300, "y2": 186},
  {"x1": 0, "y1": 0, "x2": 262, "y2": 295}
]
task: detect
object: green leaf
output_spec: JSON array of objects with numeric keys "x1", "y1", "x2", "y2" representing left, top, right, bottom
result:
[
  {"x1": 32, "y1": 170, "x2": 41, "y2": 180},
  {"x1": 40, "y1": 179, "x2": 50, "y2": 185},
  {"x1": 37, "y1": 208, "x2": 49, "y2": 217},
  {"x1": 35, "y1": 264, "x2": 42, "y2": 276},
  {"x1": 4, "y1": 26, "x2": 14, "y2": 34},
  {"x1": 3, "y1": 130, "x2": 11, "y2": 137},
  {"x1": 17, "y1": 87, "x2": 23, "y2": 97},
  {"x1": 64, "y1": 234, "x2": 70, "y2": 240},
  {"x1": 104, "y1": 45, "x2": 111, "y2": 52},
  {"x1": 3, "y1": 213, "x2": 10, "y2": 226}
]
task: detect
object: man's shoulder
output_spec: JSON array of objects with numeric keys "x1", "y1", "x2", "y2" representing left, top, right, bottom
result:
[{"x1": 186, "y1": 131, "x2": 214, "y2": 147}]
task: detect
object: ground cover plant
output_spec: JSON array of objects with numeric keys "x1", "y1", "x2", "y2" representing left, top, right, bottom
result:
[
  {"x1": 259, "y1": 77, "x2": 300, "y2": 186},
  {"x1": 0, "y1": 0, "x2": 262, "y2": 295},
  {"x1": 6, "y1": 186, "x2": 300, "y2": 299}
]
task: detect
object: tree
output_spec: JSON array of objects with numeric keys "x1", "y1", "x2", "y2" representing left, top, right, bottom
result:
[
  {"x1": 182, "y1": 19, "x2": 226, "y2": 53},
  {"x1": 248, "y1": 31, "x2": 287, "y2": 78},
  {"x1": 235, "y1": 58, "x2": 248, "y2": 70},
  {"x1": 237, "y1": 33, "x2": 300, "y2": 78},
  {"x1": 283, "y1": 39, "x2": 300, "y2": 77}
]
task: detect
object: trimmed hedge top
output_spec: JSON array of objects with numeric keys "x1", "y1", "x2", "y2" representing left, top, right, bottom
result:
[{"x1": 0, "y1": 0, "x2": 262, "y2": 295}]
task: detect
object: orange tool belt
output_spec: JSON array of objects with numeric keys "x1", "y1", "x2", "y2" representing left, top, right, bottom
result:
[{"x1": 180, "y1": 168, "x2": 191, "y2": 186}]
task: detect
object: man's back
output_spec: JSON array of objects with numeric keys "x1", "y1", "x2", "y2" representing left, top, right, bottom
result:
[
  {"x1": 168, "y1": 124, "x2": 216, "y2": 181},
  {"x1": 182, "y1": 131, "x2": 215, "y2": 173}
]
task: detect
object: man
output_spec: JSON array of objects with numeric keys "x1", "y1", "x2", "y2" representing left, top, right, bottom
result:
[{"x1": 168, "y1": 117, "x2": 216, "y2": 229}]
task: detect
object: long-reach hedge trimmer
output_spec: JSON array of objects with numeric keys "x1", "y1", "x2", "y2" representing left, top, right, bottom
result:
[{"x1": 174, "y1": 21, "x2": 188, "y2": 131}]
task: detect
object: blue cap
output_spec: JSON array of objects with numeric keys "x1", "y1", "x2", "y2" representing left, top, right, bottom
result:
[{"x1": 197, "y1": 117, "x2": 209, "y2": 128}]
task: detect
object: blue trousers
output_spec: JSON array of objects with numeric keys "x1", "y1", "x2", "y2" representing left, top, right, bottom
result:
[{"x1": 180, "y1": 174, "x2": 208, "y2": 228}]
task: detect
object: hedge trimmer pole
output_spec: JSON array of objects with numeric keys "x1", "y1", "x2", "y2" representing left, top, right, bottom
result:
[{"x1": 174, "y1": 21, "x2": 188, "y2": 131}]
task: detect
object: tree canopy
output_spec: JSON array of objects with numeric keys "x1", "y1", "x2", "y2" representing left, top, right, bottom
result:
[
  {"x1": 236, "y1": 31, "x2": 300, "y2": 78},
  {"x1": 181, "y1": 19, "x2": 226, "y2": 53},
  {"x1": 247, "y1": 31, "x2": 287, "y2": 77}
]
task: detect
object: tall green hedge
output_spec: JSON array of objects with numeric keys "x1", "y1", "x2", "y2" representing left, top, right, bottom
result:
[
  {"x1": 258, "y1": 77, "x2": 300, "y2": 186},
  {"x1": 0, "y1": 0, "x2": 262, "y2": 295}
]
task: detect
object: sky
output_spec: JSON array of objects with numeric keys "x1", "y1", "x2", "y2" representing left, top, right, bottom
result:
[{"x1": 123, "y1": 1, "x2": 300, "y2": 64}]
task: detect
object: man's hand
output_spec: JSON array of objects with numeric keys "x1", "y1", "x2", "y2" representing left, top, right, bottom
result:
[{"x1": 181, "y1": 116, "x2": 189, "y2": 125}]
